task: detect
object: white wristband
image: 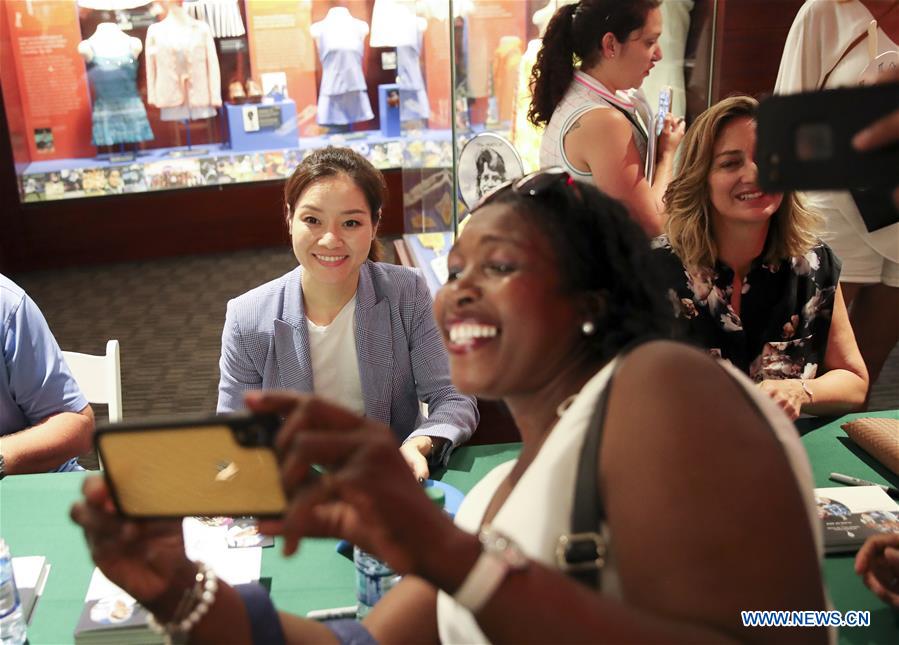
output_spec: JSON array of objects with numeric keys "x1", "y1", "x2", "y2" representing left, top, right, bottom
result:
[
  {"x1": 453, "y1": 549, "x2": 509, "y2": 613},
  {"x1": 453, "y1": 528, "x2": 528, "y2": 614}
]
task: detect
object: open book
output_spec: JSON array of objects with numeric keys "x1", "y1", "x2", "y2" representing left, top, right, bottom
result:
[{"x1": 815, "y1": 486, "x2": 899, "y2": 554}]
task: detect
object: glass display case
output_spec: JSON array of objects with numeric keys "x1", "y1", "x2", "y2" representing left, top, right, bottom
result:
[
  {"x1": 1, "y1": 0, "x2": 715, "y2": 268},
  {"x1": 396, "y1": 0, "x2": 716, "y2": 294}
]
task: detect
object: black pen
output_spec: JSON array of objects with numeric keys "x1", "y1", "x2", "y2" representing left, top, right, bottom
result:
[{"x1": 829, "y1": 472, "x2": 899, "y2": 500}]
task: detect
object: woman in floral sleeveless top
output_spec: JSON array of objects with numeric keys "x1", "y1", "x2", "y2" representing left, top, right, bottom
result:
[{"x1": 654, "y1": 96, "x2": 869, "y2": 420}]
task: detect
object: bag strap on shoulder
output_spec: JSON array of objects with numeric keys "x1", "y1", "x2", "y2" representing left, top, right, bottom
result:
[
  {"x1": 819, "y1": 2, "x2": 898, "y2": 89},
  {"x1": 557, "y1": 357, "x2": 624, "y2": 588}
]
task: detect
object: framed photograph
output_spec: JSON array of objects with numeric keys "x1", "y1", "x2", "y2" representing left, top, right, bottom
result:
[
  {"x1": 261, "y1": 71, "x2": 289, "y2": 100},
  {"x1": 242, "y1": 106, "x2": 260, "y2": 132},
  {"x1": 457, "y1": 132, "x2": 524, "y2": 210}
]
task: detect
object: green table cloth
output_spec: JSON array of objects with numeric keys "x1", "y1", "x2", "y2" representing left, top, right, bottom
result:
[{"x1": 2, "y1": 412, "x2": 898, "y2": 643}]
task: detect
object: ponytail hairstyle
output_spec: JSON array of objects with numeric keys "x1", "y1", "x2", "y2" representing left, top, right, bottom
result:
[{"x1": 528, "y1": 0, "x2": 661, "y2": 127}]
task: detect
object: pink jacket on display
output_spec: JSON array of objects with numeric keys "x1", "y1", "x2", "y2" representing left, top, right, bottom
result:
[{"x1": 145, "y1": 16, "x2": 222, "y2": 109}]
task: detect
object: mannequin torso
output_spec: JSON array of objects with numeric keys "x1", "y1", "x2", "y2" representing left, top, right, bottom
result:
[
  {"x1": 311, "y1": 7, "x2": 374, "y2": 125},
  {"x1": 144, "y1": 2, "x2": 222, "y2": 117},
  {"x1": 78, "y1": 23, "x2": 142, "y2": 62},
  {"x1": 79, "y1": 23, "x2": 154, "y2": 147},
  {"x1": 532, "y1": 0, "x2": 577, "y2": 37},
  {"x1": 310, "y1": 7, "x2": 370, "y2": 54}
]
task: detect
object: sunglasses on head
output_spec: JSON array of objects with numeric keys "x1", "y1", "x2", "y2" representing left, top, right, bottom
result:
[{"x1": 471, "y1": 167, "x2": 582, "y2": 213}]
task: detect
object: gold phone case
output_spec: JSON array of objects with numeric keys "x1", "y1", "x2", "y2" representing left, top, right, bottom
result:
[{"x1": 97, "y1": 414, "x2": 286, "y2": 518}]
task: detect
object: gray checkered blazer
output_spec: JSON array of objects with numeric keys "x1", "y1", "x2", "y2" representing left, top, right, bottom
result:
[{"x1": 217, "y1": 261, "x2": 478, "y2": 451}]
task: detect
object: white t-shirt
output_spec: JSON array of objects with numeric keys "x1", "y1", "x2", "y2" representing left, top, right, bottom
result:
[{"x1": 306, "y1": 298, "x2": 365, "y2": 415}]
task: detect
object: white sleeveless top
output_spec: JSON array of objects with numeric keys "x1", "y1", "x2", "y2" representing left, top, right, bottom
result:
[
  {"x1": 436, "y1": 358, "x2": 828, "y2": 644},
  {"x1": 539, "y1": 71, "x2": 649, "y2": 183}
]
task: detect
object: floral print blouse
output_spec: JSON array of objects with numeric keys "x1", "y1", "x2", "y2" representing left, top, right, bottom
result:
[{"x1": 651, "y1": 236, "x2": 841, "y2": 382}]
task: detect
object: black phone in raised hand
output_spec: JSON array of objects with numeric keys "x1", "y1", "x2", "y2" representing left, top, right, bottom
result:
[{"x1": 756, "y1": 83, "x2": 899, "y2": 193}]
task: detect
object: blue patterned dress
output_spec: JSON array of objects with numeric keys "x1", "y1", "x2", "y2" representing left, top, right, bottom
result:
[{"x1": 87, "y1": 47, "x2": 154, "y2": 146}]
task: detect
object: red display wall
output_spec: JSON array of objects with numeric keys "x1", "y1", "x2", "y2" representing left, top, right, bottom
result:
[
  {"x1": 1, "y1": 0, "x2": 94, "y2": 161},
  {"x1": 245, "y1": 0, "x2": 319, "y2": 136}
]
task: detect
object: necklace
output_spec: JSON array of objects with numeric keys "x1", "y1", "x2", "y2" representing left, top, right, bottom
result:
[{"x1": 555, "y1": 394, "x2": 578, "y2": 418}]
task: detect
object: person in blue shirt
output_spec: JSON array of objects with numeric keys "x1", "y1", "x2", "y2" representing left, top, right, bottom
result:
[{"x1": 0, "y1": 274, "x2": 94, "y2": 476}]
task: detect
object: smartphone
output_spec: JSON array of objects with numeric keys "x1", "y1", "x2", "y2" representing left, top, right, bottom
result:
[
  {"x1": 655, "y1": 85, "x2": 672, "y2": 137},
  {"x1": 645, "y1": 86, "x2": 672, "y2": 184},
  {"x1": 96, "y1": 412, "x2": 286, "y2": 519},
  {"x1": 756, "y1": 82, "x2": 899, "y2": 193}
]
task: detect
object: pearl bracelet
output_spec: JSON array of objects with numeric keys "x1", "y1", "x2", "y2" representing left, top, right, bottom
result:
[{"x1": 147, "y1": 561, "x2": 219, "y2": 644}]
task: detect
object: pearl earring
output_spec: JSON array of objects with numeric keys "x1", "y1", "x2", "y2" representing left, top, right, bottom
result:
[{"x1": 581, "y1": 321, "x2": 596, "y2": 336}]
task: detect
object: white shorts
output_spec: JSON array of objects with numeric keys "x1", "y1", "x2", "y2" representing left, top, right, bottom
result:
[{"x1": 821, "y1": 214, "x2": 899, "y2": 287}]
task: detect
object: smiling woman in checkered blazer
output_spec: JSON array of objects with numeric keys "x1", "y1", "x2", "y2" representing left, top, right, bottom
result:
[{"x1": 216, "y1": 147, "x2": 478, "y2": 480}]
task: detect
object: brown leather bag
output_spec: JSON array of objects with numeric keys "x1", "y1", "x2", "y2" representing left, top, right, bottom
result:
[{"x1": 842, "y1": 417, "x2": 899, "y2": 476}]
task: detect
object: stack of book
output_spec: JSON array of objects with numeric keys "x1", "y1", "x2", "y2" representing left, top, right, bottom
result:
[
  {"x1": 815, "y1": 486, "x2": 899, "y2": 554},
  {"x1": 73, "y1": 517, "x2": 265, "y2": 643},
  {"x1": 12, "y1": 555, "x2": 50, "y2": 624},
  {"x1": 73, "y1": 568, "x2": 160, "y2": 645}
]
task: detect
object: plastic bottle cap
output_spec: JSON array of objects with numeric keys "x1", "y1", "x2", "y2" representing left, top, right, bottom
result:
[{"x1": 425, "y1": 486, "x2": 446, "y2": 508}]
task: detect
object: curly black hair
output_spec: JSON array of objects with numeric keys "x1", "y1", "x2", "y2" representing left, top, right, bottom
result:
[{"x1": 486, "y1": 178, "x2": 673, "y2": 364}]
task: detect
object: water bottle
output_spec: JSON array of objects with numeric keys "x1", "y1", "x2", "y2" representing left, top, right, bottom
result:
[
  {"x1": 0, "y1": 539, "x2": 26, "y2": 645},
  {"x1": 424, "y1": 485, "x2": 445, "y2": 511},
  {"x1": 353, "y1": 547, "x2": 400, "y2": 620},
  {"x1": 353, "y1": 487, "x2": 447, "y2": 620}
]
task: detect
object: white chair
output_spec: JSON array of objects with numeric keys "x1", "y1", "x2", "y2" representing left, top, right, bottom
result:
[{"x1": 62, "y1": 339, "x2": 123, "y2": 423}]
